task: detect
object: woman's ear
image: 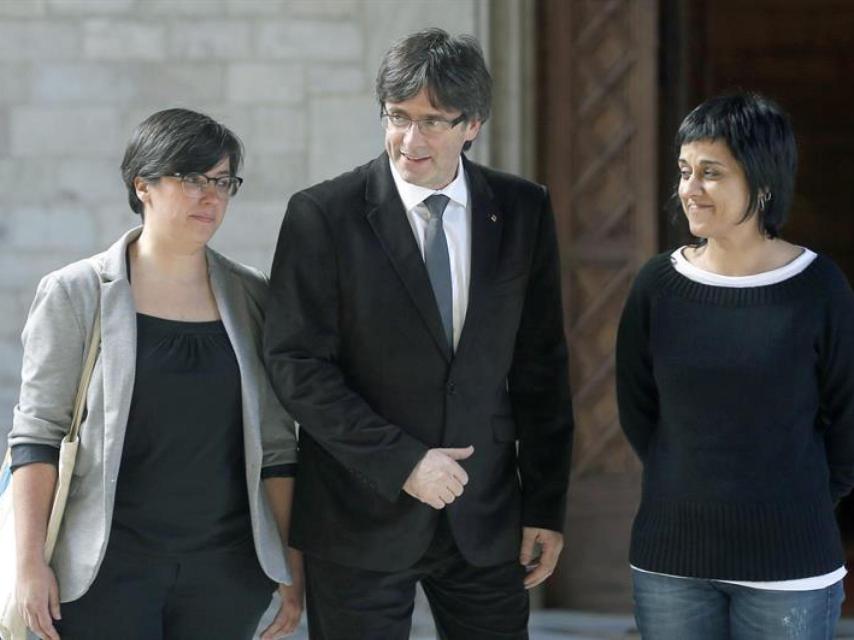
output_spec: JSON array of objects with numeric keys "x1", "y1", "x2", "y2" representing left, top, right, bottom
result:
[{"x1": 134, "y1": 177, "x2": 150, "y2": 204}]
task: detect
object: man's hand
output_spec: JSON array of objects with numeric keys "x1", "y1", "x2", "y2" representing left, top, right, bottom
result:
[
  {"x1": 519, "y1": 527, "x2": 564, "y2": 589},
  {"x1": 402, "y1": 446, "x2": 474, "y2": 509}
]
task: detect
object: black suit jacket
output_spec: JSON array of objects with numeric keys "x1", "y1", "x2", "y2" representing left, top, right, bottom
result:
[{"x1": 264, "y1": 153, "x2": 574, "y2": 571}]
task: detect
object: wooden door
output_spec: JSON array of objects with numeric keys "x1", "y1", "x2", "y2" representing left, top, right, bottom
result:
[{"x1": 537, "y1": 0, "x2": 659, "y2": 610}]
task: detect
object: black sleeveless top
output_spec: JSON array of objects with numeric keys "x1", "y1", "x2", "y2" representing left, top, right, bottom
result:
[{"x1": 108, "y1": 313, "x2": 252, "y2": 555}]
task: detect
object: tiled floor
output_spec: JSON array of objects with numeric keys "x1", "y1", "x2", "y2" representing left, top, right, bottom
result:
[
  {"x1": 257, "y1": 594, "x2": 854, "y2": 639},
  {"x1": 258, "y1": 609, "x2": 639, "y2": 640}
]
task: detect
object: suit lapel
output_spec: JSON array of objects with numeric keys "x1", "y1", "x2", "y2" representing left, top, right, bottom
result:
[
  {"x1": 95, "y1": 228, "x2": 140, "y2": 468},
  {"x1": 454, "y1": 158, "x2": 502, "y2": 360},
  {"x1": 207, "y1": 252, "x2": 262, "y2": 467},
  {"x1": 365, "y1": 155, "x2": 452, "y2": 362}
]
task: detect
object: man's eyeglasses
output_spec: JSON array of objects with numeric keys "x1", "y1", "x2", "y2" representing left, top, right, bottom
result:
[
  {"x1": 170, "y1": 173, "x2": 243, "y2": 198},
  {"x1": 380, "y1": 111, "x2": 466, "y2": 136}
]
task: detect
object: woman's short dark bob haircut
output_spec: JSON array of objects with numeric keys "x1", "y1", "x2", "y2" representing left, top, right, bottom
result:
[
  {"x1": 120, "y1": 108, "x2": 243, "y2": 216},
  {"x1": 376, "y1": 28, "x2": 492, "y2": 151},
  {"x1": 676, "y1": 91, "x2": 797, "y2": 239}
]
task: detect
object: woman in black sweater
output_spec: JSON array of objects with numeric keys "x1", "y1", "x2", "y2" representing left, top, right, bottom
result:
[{"x1": 617, "y1": 92, "x2": 854, "y2": 639}]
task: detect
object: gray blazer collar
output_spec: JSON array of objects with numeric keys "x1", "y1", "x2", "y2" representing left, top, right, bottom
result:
[
  {"x1": 94, "y1": 225, "x2": 234, "y2": 288},
  {"x1": 95, "y1": 226, "x2": 142, "y2": 282}
]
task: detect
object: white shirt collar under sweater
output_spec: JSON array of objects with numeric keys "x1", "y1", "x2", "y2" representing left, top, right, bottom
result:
[{"x1": 671, "y1": 246, "x2": 817, "y2": 287}]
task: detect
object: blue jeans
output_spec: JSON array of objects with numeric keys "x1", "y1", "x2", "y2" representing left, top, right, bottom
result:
[{"x1": 632, "y1": 569, "x2": 844, "y2": 640}]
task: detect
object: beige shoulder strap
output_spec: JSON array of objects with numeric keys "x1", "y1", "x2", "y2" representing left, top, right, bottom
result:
[{"x1": 66, "y1": 302, "x2": 101, "y2": 443}]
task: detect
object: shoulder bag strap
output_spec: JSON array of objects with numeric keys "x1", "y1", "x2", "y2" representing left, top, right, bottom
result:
[{"x1": 66, "y1": 301, "x2": 101, "y2": 443}]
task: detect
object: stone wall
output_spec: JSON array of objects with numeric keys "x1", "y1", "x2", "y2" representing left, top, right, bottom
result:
[{"x1": 0, "y1": 0, "x2": 490, "y2": 442}]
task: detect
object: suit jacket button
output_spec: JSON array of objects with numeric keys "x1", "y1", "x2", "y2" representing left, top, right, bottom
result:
[{"x1": 446, "y1": 381, "x2": 456, "y2": 395}]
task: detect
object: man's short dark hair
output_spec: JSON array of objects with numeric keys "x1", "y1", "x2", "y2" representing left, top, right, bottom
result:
[
  {"x1": 120, "y1": 108, "x2": 243, "y2": 216},
  {"x1": 676, "y1": 91, "x2": 797, "y2": 239},
  {"x1": 376, "y1": 28, "x2": 492, "y2": 150}
]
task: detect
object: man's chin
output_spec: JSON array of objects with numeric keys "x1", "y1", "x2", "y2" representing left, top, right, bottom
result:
[{"x1": 396, "y1": 164, "x2": 432, "y2": 188}]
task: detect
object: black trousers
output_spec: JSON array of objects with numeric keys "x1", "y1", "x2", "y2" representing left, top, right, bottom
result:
[
  {"x1": 304, "y1": 516, "x2": 529, "y2": 640},
  {"x1": 55, "y1": 543, "x2": 275, "y2": 640}
]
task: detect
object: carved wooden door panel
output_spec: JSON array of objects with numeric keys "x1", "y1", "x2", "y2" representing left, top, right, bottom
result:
[{"x1": 537, "y1": 0, "x2": 658, "y2": 609}]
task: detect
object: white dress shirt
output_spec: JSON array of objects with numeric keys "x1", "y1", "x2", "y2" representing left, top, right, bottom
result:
[{"x1": 389, "y1": 157, "x2": 470, "y2": 350}]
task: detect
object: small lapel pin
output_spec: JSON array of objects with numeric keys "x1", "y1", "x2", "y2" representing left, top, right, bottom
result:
[{"x1": 490, "y1": 214, "x2": 498, "y2": 222}]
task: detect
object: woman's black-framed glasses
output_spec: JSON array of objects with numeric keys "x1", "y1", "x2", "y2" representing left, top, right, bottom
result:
[{"x1": 171, "y1": 173, "x2": 243, "y2": 198}]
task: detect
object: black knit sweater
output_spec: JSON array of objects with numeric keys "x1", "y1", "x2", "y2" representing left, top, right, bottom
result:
[{"x1": 616, "y1": 252, "x2": 854, "y2": 580}]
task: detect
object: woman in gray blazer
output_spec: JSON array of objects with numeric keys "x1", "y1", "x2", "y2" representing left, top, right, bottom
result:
[{"x1": 9, "y1": 109, "x2": 302, "y2": 640}]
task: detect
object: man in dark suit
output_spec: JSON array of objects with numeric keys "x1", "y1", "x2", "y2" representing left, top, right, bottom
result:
[{"x1": 264, "y1": 28, "x2": 574, "y2": 639}]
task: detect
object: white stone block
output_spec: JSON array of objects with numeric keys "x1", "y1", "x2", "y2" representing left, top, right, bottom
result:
[
  {"x1": 0, "y1": 340, "x2": 23, "y2": 387},
  {"x1": 286, "y1": 0, "x2": 358, "y2": 19},
  {"x1": 308, "y1": 94, "x2": 379, "y2": 183},
  {"x1": 0, "y1": 110, "x2": 8, "y2": 160},
  {"x1": 32, "y1": 63, "x2": 135, "y2": 104},
  {"x1": 169, "y1": 20, "x2": 252, "y2": 60},
  {"x1": 133, "y1": 63, "x2": 226, "y2": 105},
  {"x1": 240, "y1": 152, "x2": 307, "y2": 200},
  {"x1": 0, "y1": 251, "x2": 83, "y2": 289},
  {"x1": 0, "y1": 159, "x2": 62, "y2": 205},
  {"x1": 227, "y1": 63, "x2": 304, "y2": 104},
  {"x1": 4, "y1": 205, "x2": 98, "y2": 251},
  {"x1": 57, "y1": 157, "x2": 126, "y2": 202},
  {"x1": 226, "y1": 0, "x2": 286, "y2": 16},
  {"x1": 92, "y1": 205, "x2": 138, "y2": 247},
  {"x1": 15, "y1": 287, "x2": 38, "y2": 317},
  {"x1": 361, "y1": 1, "x2": 478, "y2": 79},
  {"x1": 0, "y1": 375, "x2": 19, "y2": 400},
  {"x1": 47, "y1": 0, "x2": 135, "y2": 14},
  {"x1": 248, "y1": 106, "x2": 307, "y2": 154},
  {"x1": 186, "y1": 103, "x2": 254, "y2": 143},
  {"x1": 1, "y1": 423, "x2": 12, "y2": 451},
  {"x1": 217, "y1": 200, "x2": 283, "y2": 249},
  {"x1": 119, "y1": 106, "x2": 162, "y2": 146},
  {"x1": 145, "y1": 0, "x2": 227, "y2": 15},
  {"x1": 1, "y1": 290, "x2": 29, "y2": 346},
  {"x1": 11, "y1": 107, "x2": 121, "y2": 156},
  {"x1": 257, "y1": 20, "x2": 361, "y2": 61},
  {"x1": 209, "y1": 230, "x2": 276, "y2": 276},
  {"x1": 0, "y1": 22, "x2": 77, "y2": 60},
  {"x1": 308, "y1": 63, "x2": 365, "y2": 95},
  {"x1": 0, "y1": 64, "x2": 28, "y2": 104},
  {"x1": 0, "y1": 289, "x2": 28, "y2": 340},
  {"x1": 83, "y1": 19, "x2": 167, "y2": 60},
  {"x1": 0, "y1": 381, "x2": 20, "y2": 433},
  {"x1": 0, "y1": 0, "x2": 46, "y2": 17}
]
